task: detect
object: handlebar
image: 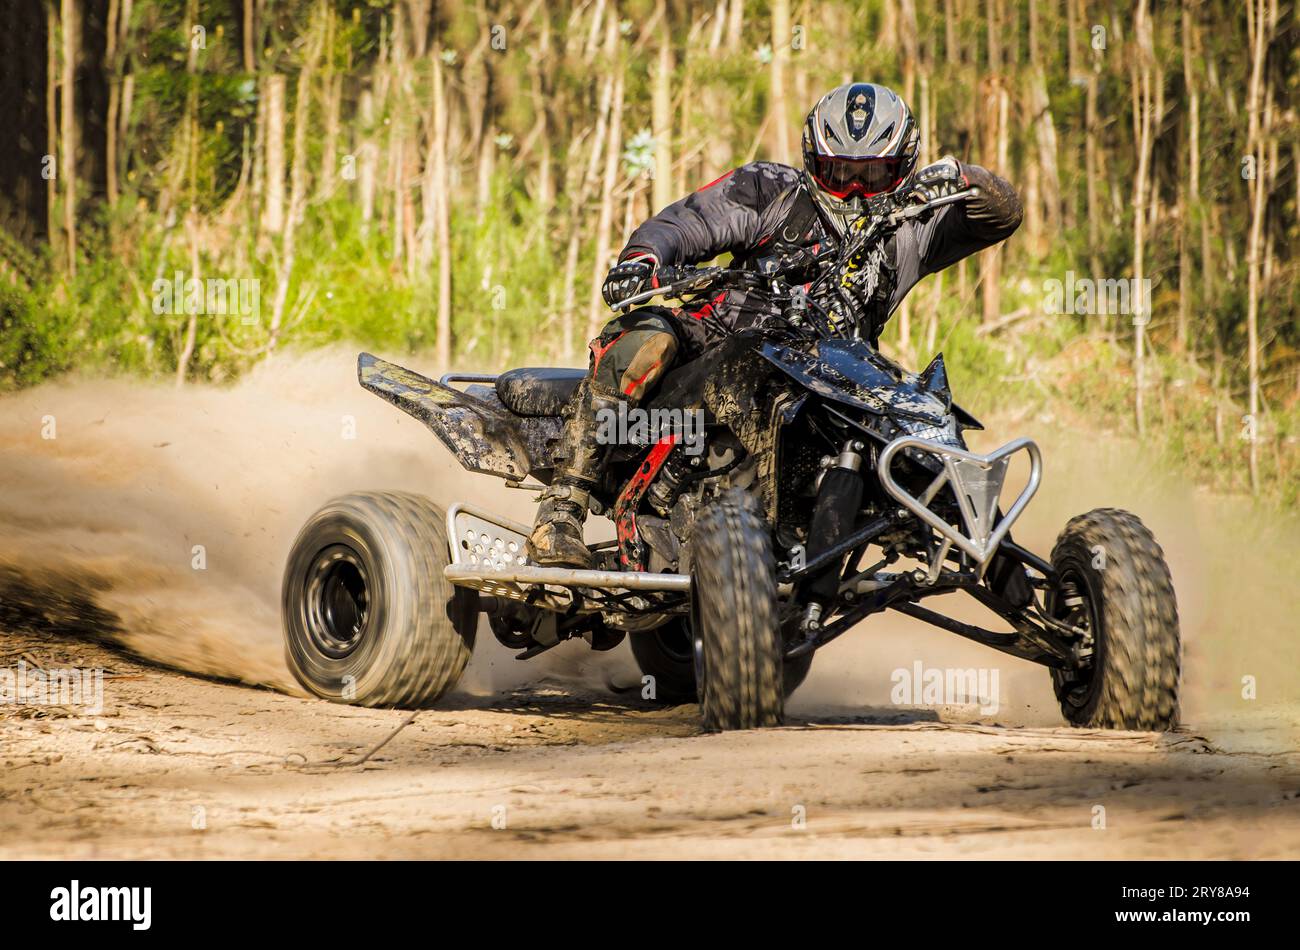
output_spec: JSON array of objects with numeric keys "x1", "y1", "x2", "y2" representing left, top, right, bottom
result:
[
  {"x1": 612, "y1": 265, "x2": 731, "y2": 311},
  {"x1": 611, "y1": 186, "x2": 979, "y2": 313},
  {"x1": 884, "y1": 186, "x2": 979, "y2": 225}
]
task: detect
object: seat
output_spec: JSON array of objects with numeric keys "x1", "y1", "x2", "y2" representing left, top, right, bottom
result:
[{"x1": 495, "y1": 367, "x2": 586, "y2": 417}]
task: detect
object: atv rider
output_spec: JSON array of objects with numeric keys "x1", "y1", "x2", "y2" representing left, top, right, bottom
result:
[{"x1": 527, "y1": 82, "x2": 1023, "y2": 571}]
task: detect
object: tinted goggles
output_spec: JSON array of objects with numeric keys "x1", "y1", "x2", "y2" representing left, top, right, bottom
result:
[{"x1": 808, "y1": 153, "x2": 906, "y2": 199}]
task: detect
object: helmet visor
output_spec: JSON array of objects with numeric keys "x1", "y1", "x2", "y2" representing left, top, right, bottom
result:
[{"x1": 808, "y1": 153, "x2": 906, "y2": 199}]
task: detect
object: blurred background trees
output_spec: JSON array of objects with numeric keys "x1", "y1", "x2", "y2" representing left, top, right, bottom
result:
[{"x1": 0, "y1": 0, "x2": 1296, "y2": 501}]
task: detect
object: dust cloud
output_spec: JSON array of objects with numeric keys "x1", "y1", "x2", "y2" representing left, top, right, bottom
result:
[{"x1": 0, "y1": 348, "x2": 543, "y2": 693}]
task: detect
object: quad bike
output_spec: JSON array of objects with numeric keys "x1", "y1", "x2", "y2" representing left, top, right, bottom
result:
[{"x1": 281, "y1": 188, "x2": 1181, "y2": 732}]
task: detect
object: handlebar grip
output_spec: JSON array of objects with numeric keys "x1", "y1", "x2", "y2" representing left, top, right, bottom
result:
[
  {"x1": 613, "y1": 263, "x2": 725, "y2": 311},
  {"x1": 652, "y1": 264, "x2": 691, "y2": 286}
]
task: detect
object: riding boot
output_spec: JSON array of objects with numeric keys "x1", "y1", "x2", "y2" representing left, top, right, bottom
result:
[{"x1": 526, "y1": 378, "x2": 621, "y2": 568}]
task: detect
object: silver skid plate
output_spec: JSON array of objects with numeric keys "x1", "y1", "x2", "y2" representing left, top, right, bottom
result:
[
  {"x1": 444, "y1": 503, "x2": 690, "y2": 602},
  {"x1": 876, "y1": 436, "x2": 1042, "y2": 568}
]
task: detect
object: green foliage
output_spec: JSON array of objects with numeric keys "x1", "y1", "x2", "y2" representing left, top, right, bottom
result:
[{"x1": 0, "y1": 282, "x2": 74, "y2": 388}]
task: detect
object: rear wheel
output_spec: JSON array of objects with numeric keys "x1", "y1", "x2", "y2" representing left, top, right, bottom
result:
[
  {"x1": 1048, "y1": 508, "x2": 1180, "y2": 730},
  {"x1": 690, "y1": 489, "x2": 784, "y2": 731},
  {"x1": 282, "y1": 491, "x2": 478, "y2": 707},
  {"x1": 630, "y1": 619, "x2": 811, "y2": 706}
]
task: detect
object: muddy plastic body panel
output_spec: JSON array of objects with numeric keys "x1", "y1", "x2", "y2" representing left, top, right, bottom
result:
[{"x1": 358, "y1": 352, "x2": 560, "y2": 480}]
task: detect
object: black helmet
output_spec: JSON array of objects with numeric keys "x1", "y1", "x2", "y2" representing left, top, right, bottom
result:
[{"x1": 802, "y1": 83, "x2": 920, "y2": 230}]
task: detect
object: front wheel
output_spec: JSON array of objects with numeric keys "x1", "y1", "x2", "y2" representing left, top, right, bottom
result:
[
  {"x1": 1047, "y1": 508, "x2": 1180, "y2": 730},
  {"x1": 690, "y1": 489, "x2": 784, "y2": 731},
  {"x1": 282, "y1": 491, "x2": 478, "y2": 708}
]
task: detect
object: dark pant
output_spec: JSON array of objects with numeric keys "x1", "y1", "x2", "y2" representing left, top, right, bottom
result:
[{"x1": 587, "y1": 306, "x2": 687, "y2": 405}]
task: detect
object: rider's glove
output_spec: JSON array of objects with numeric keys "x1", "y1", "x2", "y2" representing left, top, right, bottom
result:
[
  {"x1": 910, "y1": 156, "x2": 967, "y2": 203},
  {"x1": 601, "y1": 255, "x2": 658, "y2": 307}
]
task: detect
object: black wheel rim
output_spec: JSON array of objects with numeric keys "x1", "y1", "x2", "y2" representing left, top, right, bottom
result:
[
  {"x1": 304, "y1": 544, "x2": 371, "y2": 659},
  {"x1": 655, "y1": 620, "x2": 695, "y2": 665},
  {"x1": 1051, "y1": 564, "x2": 1101, "y2": 709}
]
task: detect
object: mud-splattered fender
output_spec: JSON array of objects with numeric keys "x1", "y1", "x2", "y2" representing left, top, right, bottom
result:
[{"x1": 358, "y1": 352, "x2": 536, "y2": 481}]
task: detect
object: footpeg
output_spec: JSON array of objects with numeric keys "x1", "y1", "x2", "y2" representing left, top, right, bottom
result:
[
  {"x1": 444, "y1": 503, "x2": 689, "y2": 604},
  {"x1": 447, "y1": 503, "x2": 531, "y2": 572}
]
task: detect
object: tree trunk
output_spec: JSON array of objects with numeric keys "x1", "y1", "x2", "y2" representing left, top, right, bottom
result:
[
  {"x1": 59, "y1": 0, "x2": 78, "y2": 275},
  {"x1": 584, "y1": 0, "x2": 607, "y2": 60},
  {"x1": 286, "y1": 8, "x2": 319, "y2": 233},
  {"x1": 768, "y1": 0, "x2": 791, "y2": 163},
  {"x1": 175, "y1": 215, "x2": 201, "y2": 387},
  {"x1": 318, "y1": 6, "x2": 339, "y2": 198},
  {"x1": 387, "y1": 9, "x2": 407, "y2": 263},
  {"x1": 45, "y1": 0, "x2": 58, "y2": 250},
  {"x1": 358, "y1": 89, "x2": 377, "y2": 235},
  {"x1": 726, "y1": 0, "x2": 744, "y2": 49},
  {"x1": 1131, "y1": 0, "x2": 1155, "y2": 436},
  {"x1": 564, "y1": 16, "x2": 619, "y2": 356},
  {"x1": 175, "y1": 0, "x2": 201, "y2": 386},
  {"x1": 269, "y1": 2, "x2": 325, "y2": 352},
  {"x1": 1024, "y1": 159, "x2": 1042, "y2": 257},
  {"x1": 432, "y1": 47, "x2": 453, "y2": 368},
  {"x1": 105, "y1": 0, "x2": 120, "y2": 206},
  {"x1": 1028, "y1": 67, "x2": 1060, "y2": 238},
  {"x1": 984, "y1": 0, "x2": 1000, "y2": 73},
  {"x1": 261, "y1": 74, "x2": 287, "y2": 236},
  {"x1": 587, "y1": 68, "x2": 624, "y2": 343},
  {"x1": 652, "y1": 5, "x2": 674, "y2": 213},
  {"x1": 1244, "y1": 0, "x2": 1268, "y2": 493},
  {"x1": 918, "y1": 73, "x2": 930, "y2": 166},
  {"x1": 898, "y1": 0, "x2": 918, "y2": 105},
  {"x1": 476, "y1": 121, "x2": 496, "y2": 221},
  {"x1": 1066, "y1": 0, "x2": 1078, "y2": 78},
  {"x1": 242, "y1": 0, "x2": 254, "y2": 72},
  {"x1": 925, "y1": 269, "x2": 943, "y2": 356},
  {"x1": 1147, "y1": 55, "x2": 1164, "y2": 236},
  {"x1": 979, "y1": 79, "x2": 1005, "y2": 325},
  {"x1": 1085, "y1": 69, "x2": 1099, "y2": 275},
  {"x1": 530, "y1": 13, "x2": 554, "y2": 224},
  {"x1": 1179, "y1": 0, "x2": 1199, "y2": 353},
  {"x1": 944, "y1": 0, "x2": 956, "y2": 64}
]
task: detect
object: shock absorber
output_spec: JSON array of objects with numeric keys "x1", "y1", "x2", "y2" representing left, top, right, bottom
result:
[
  {"x1": 646, "y1": 448, "x2": 698, "y2": 516},
  {"x1": 800, "y1": 439, "x2": 866, "y2": 631}
]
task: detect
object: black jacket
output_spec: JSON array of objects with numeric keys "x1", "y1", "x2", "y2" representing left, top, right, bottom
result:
[{"x1": 618, "y1": 160, "x2": 1022, "y2": 351}]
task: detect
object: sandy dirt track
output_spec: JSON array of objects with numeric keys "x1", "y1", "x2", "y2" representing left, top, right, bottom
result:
[
  {"x1": 1, "y1": 349, "x2": 1297, "y2": 859},
  {"x1": 2, "y1": 624, "x2": 1297, "y2": 859}
]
